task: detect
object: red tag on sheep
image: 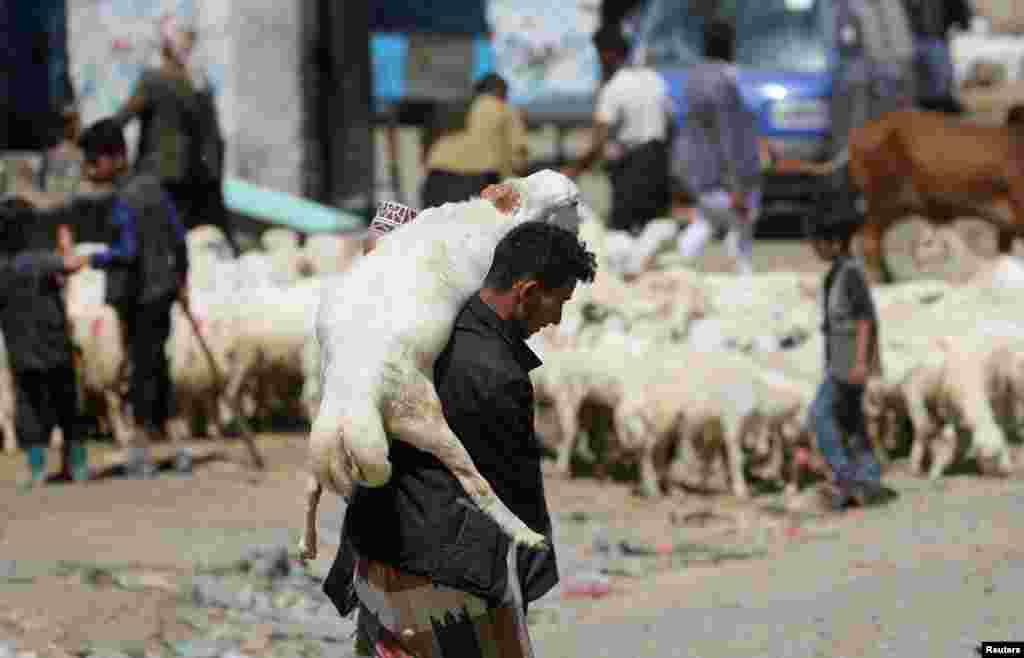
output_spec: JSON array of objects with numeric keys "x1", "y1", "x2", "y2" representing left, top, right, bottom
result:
[{"x1": 92, "y1": 318, "x2": 103, "y2": 337}]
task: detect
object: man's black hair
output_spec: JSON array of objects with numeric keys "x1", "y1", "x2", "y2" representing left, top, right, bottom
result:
[
  {"x1": 483, "y1": 221, "x2": 597, "y2": 292},
  {"x1": 703, "y1": 19, "x2": 735, "y2": 62},
  {"x1": 78, "y1": 118, "x2": 127, "y2": 164},
  {"x1": 474, "y1": 72, "x2": 508, "y2": 97},
  {"x1": 592, "y1": 27, "x2": 631, "y2": 57}
]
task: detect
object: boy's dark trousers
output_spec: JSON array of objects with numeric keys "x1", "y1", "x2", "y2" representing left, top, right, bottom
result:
[
  {"x1": 14, "y1": 364, "x2": 84, "y2": 478},
  {"x1": 117, "y1": 291, "x2": 176, "y2": 433},
  {"x1": 809, "y1": 375, "x2": 882, "y2": 488}
]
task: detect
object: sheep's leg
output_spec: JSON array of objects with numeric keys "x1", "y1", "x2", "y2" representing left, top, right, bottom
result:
[
  {"x1": 928, "y1": 424, "x2": 958, "y2": 480},
  {"x1": 903, "y1": 382, "x2": 935, "y2": 476},
  {"x1": 553, "y1": 393, "x2": 582, "y2": 477},
  {"x1": 883, "y1": 408, "x2": 902, "y2": 453},
  {"x1": 390, "y1": 373, "x2": 547, "y2": 549},
  {"x1": 574, "y1": 428, "x2": 598, "y2": 463},
  {"x1": 298, "y1": 474, "x2": 324, "y2": 562},
  {"x1": 636, "y1": 441, "x2": 662, "y2": 499},
  {"x1": 105, "y1": 391, "x2": 132, "y2": 448},
  {"x1": 759, "y1": 424, "x2": 785, "y2": 485},
  {"x1": 722, "y1": 415, "x2": 751, "y2": 500}
]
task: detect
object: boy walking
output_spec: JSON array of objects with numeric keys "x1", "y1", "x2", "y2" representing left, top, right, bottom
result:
[
  {"x1": 78, "y1": 118, "x2": 190, "y2": 477},
  {"x1": 805, "y1": 193, "x2": 885, "y2": 509},
  {"x1": 0, "y1": 199, "x2": 89, "y2": 487}
]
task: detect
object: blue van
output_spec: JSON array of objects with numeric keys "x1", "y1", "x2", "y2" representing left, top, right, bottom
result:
[{"x1": 629, "y1": 0, "x2": 917, "y2": 215}]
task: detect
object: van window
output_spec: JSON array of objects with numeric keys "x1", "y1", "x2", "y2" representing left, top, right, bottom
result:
[{"x1": 735, "y1": 0, "x2": 831, "y2": 73}]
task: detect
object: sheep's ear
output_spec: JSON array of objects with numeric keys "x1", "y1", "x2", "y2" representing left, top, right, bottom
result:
[{"x1": 481, "y1": 183, "x2": 521, "y2": 215}]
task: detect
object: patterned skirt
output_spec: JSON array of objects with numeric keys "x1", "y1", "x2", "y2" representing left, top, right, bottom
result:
[{"x1": 352, "y1": 543, "x2": 534, "y2": 658}]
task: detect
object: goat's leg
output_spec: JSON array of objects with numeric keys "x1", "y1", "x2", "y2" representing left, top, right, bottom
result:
[
  {"x1": 298, "y1": 474, "x2": 324, "y2": 562},
  {"x1": 389, "y1": 372, "x2": 547, "y2": 549}
]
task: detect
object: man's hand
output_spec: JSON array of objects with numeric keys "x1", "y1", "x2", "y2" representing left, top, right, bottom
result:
[
  {"x1": 847, "y1": 361, "x2": 869, "y2": 387},
  {"x1": 62, "y1": 254, "x2": 87, "y2": 274},
  {"x1": 56, "y1": 224, "x2": 74, "y2": 255}
]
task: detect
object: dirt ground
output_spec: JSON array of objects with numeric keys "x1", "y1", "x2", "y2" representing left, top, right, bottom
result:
[
  {"x1": 4, "y1": 431, "x2": 1024, "y2": 657},
  {"x1": 3, "y1": 241, "x2": 1023, "y2": 657}
]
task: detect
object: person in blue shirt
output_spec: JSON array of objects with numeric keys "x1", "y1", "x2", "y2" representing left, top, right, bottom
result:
[
  {"x1": 78, "y1": 119, "x2": 191, "y2": 477},
  {"x1": 674, "y1": 19, "x2": 763, "y2": 276}
]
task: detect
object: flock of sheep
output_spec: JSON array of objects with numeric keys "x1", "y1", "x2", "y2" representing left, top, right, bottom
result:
[
  {"x1": 2, "y1": 200, "x2": 1022, "y2": 514},
  {"x1": 526, "y1": 219, "x2": 1024, "y2": 502}
]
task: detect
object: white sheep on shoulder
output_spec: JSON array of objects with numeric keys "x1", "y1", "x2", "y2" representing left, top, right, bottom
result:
[{"x1": 300, "y1": 170, "x2": 594, "y2": 561}]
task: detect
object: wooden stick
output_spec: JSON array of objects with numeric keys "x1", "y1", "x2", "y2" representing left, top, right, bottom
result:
[{"x1": 178, "y1": 300, "x2": 265, "y2": 470}]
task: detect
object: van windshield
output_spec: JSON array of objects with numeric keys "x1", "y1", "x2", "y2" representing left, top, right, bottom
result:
[
  {"x1": 735, "y1": 0, "x2": 831, "y2": 73},
  {"x1": 634, "y1": 0, "x2": 832, "y2": 74}
]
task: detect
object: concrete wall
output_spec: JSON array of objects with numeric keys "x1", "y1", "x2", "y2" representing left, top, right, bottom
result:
[{"x1": 68, "y1": 0, "x2": 306, "y2": 196}]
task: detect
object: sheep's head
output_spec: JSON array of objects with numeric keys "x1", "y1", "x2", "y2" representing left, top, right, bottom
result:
[{"x1": 504, "y1": 169, "x2": 595, "y2": 234}]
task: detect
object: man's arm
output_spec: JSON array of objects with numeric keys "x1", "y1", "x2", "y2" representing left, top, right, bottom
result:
[
  {"x1": 89, "y1": 201, "x2": 137, "y2": 269},
  {"x1": 564, "y1": 82, "x2": 616, "y2": 178},
  {"x1": 13, "y1": 250, "x2": 86, "y2": 278},
  {"x1": 503, "y1": 106, "x2": 530, "y2": 177},
  {"x1": 845, "y1": 267, "x2": 877, "y2": 384},
  {"x1": 563, "y1": 122, "x2": 610, "y2": 179}
]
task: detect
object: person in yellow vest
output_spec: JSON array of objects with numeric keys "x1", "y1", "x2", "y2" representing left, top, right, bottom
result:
[{"x1": 420, "y1": 74, "x2": 529, "y2": 209}]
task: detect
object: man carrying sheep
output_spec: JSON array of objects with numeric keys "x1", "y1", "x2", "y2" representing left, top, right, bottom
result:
[
  {"x1": 325, "y1": 220, "x2": 596, "y2": 658},
  {"x1": 805, "y1": 190, "x2": 885, "y2": 510},
  {"x1": 78, "y1": 119, "x2": 190, "y2": 477}
]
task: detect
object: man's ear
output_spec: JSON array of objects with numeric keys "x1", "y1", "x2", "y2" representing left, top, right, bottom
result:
[
  {"x1": 512, "y1": 278, "x2": 541, "y2": 305},
  {"x1": 481, "y1": 183, "x2": 521, "y2": 215}
]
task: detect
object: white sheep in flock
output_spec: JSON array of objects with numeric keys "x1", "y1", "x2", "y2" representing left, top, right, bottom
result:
[{"x1": 300, "y1": 170, "x2": 593, "y2": 561}]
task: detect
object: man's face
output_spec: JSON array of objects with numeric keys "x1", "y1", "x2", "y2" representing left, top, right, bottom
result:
[
  {"x1": 85, "y1": 151, "x2": 128, "y2": 183},
  {"x1": 513, "y1": 280, "x2": 577, "y2": 336}
]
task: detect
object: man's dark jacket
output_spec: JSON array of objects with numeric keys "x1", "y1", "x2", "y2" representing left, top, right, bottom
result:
[
  {"x1": 325, "y1": 294, "x2": 558, "y2": 610},
  {"x1": 88, "y1": 172, "x2": 189, "y2": 307}
]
